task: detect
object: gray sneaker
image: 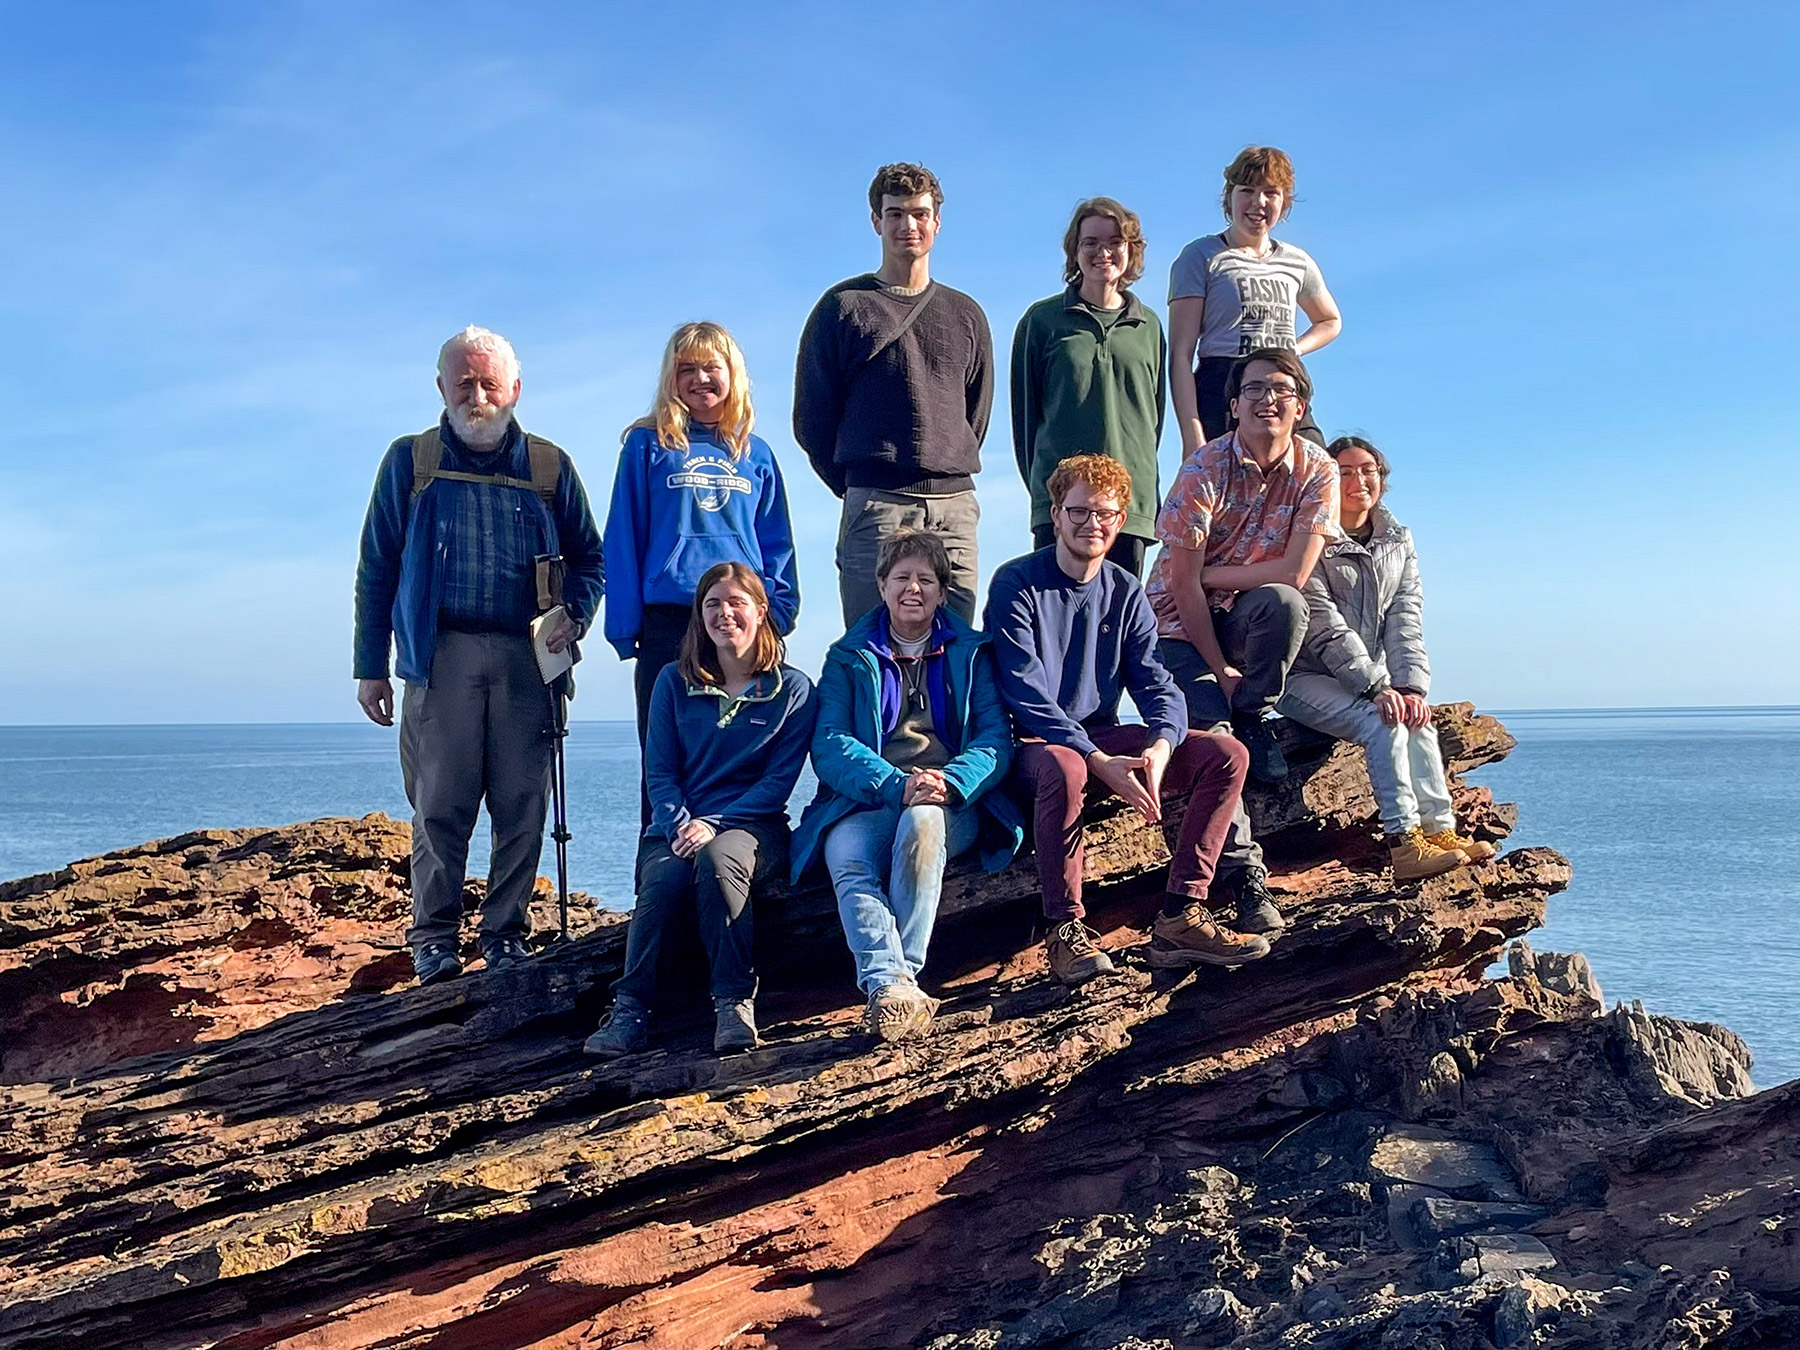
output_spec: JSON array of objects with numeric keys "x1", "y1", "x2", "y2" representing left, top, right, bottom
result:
[
  {"x1": 863, "y1": 982, "x2": 939, "y2": 1043},
  {"x1": 583, "y1": 997, "x2": 650, "y2": 1058},
  {"x1": 713, "y1": 997, "x2": 758, "y2": 1054},
  {"x1": 413, "y1": 942, "x2": 462, "y2": 986}
]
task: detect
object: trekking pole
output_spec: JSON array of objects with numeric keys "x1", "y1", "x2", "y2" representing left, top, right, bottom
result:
[{"x1": 549, "y1": 673, "x2": 572, "y2": 941}]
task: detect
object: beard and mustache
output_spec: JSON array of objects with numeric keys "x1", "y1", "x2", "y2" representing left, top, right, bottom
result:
[{"x1": 448, "y1": 399, "x2": 515, "y2": 450}]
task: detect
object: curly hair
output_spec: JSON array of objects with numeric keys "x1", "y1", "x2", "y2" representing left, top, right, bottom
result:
[
  {"x1": 868, "y1": 162, "x2": 944, "y2": 215},
  {"x1": 1219, "y1": 146, "x2": 1296, "y2": 223},
  {"x1": 1061, "y1": 196, "x2": 1146, "y2": 288},
  {"x1": 1047, "y1": 454, "x2": 1134, "y2": 510}
]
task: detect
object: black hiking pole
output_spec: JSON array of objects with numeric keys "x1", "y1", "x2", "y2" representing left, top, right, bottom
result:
[
  {"x1": 534, "y1": 552, "x2": 575, "y2": 942},
  {"x1": 548, "y1": 670, "x2": 572, "y2": 941}
]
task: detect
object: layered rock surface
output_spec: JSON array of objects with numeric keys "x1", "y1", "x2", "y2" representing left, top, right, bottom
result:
[{"x1": 0, "y1": 705, "x2": 1787, "y2": 1350}]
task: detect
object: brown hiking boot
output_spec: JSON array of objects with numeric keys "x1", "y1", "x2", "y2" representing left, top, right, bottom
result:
[
  {"x1": 1388, "y1": 827, "x2": 1466, "y2": 881},
  {"x1": 1046, "y1": 921, "x2": 1115, "y2": 986},
  {"x1": 1426, "y1": 828, "x2": 1497, "y2": 863},
  {"x1": 1145, "y1": 902, "x2": 1272, "y2": 968}
]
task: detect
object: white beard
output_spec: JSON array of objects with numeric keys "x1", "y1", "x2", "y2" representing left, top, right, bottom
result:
[{"x1": 449, "y1": 402, "x2": 514, "y2": 450}]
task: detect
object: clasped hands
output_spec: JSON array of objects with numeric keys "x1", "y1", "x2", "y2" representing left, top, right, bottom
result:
[
  {"x1": 1373, "y1": 688, "x2": 1431, "y2": 729},
  {"x1": 671, "y1": 817, "x2": 717, "y2": 859},
  {"x1": 1086, "y1": 737, "x2": 1174, "y2": 825},
  {"x1": 901, "y1": 769, "x2": 953, "y2": 807}
]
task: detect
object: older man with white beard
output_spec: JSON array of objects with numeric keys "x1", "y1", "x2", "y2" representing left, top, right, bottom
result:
[{"x1": 354, "y1": 326, "x2": 605, "y2": 985}]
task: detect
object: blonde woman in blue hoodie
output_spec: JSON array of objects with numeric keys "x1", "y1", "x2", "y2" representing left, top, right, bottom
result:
[{"x1": 605, "y1": 322, "x2": 801, "y2": 820}]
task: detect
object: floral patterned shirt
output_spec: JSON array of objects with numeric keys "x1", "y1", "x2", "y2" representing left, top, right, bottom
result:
[{"x1": 1145, "y1": 431, "x2": 1340, "y2": 634}]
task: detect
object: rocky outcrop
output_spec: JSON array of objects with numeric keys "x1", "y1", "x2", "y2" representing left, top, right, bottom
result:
[{"x1": 0, "y1": 704, "x2": 1785, "y2": 1350}]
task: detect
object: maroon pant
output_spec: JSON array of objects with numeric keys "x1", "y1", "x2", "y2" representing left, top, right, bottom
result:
[{"x1": 1010, "y1": 724, "x2": 1249, "y2": 922}]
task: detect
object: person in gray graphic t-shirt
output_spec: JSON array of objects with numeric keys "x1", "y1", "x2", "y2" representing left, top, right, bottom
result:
[{"x1": 1167, "y1": 146, "x2": 1341, "y2": 454}]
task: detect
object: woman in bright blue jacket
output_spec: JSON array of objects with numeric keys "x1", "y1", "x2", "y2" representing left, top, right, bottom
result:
[
  {"x1": 604, "y1": 322, "x2": 800, "y2": 821},
  {"x1": 791, "y1": 530, "x2": 1022, "y2": 1043}
]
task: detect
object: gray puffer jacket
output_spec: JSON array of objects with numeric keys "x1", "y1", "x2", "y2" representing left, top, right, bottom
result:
[{"x1": 1293, "y1": 504, "x2": 1429, "y2": 696}]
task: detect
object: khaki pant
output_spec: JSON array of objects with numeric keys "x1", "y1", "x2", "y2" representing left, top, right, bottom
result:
[
  {"x1": 836, "y1": 487, "x2": 979, "y2": 627},
  {"x1": 400, "y1": 630, "x2": 553, "y2": 952}
]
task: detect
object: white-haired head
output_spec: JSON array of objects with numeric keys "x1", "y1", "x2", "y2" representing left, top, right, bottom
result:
[
  {"x1": 437, "y1": 326, "x2": 522, "y2": 450},
  {"x1": 437, "y1": 325, "x2": 520, "y2": 384}
]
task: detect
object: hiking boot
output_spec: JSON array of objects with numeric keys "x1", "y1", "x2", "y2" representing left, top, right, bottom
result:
[
  {"x1": 412, "y1": 943, "x2": 462, "y2": 986},
  {"x1": 863, "y1": 982, "x2": 939, "y2": 1043},
  {"x1": 583, "y1": 996, "x2": 650, "y2": 1058},
  {"x1": 1425, "y1": 828, "x2": 1497, "y2": 863},
  {"x1": 1388, "y1": 827, "x2": 1466, "y2": 881},
  {"x1": 713, "y1": 997, "x2": 758, "y2": 1054},
  {"x1": 1046, "y1": 920, "x2": 1116, "y2": 986},
  {"x1": 1232, "y1": 713, "x2": 1289, "y2": 783},
  {"x1": 481, "y1": 936, "x2": 531, "y2": 971},
  {"x1": 1146, "y1": 903, "x2": 1272, "y2": 968},
  {"x1": 1229, "y1": 867, "x2": 1287, "y2": 934}
]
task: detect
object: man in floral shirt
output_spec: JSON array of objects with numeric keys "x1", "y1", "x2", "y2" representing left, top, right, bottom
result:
[{"x1": 1142, "y1": 347, "x2": 1338, "y2": 931}]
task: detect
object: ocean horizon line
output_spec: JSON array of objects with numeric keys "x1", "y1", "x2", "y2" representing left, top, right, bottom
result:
[{"x1": 2, "y1": 704, "x2": 1797, "y2": 732}]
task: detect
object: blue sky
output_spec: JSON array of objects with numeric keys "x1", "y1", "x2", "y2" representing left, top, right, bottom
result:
[{"x1": 1, "y1": 1, "x2": 1795, "y2": 723}]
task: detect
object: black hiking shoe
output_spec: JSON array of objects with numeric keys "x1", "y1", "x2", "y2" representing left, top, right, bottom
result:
[
  {"x1": 1231, "y1": 868, "x2": 1286, "y2": 934},
  {"x1": 413, "y1": 942, "x2": 462, "y2": 986},
  {"x1": 481, "y1": 936, "x2": 531, "y2": 971},
  {"x1": 1232, "y1": 713, "x2": 1289, "y2": 783}
]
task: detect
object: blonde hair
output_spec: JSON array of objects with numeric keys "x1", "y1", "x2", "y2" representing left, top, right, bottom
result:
[{"x1": 627, "y1": 322, "x2": 755, "y2": 460}]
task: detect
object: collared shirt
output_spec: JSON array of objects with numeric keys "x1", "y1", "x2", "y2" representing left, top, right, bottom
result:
[{"x1": 1144, "y1": 431, "x2": 1339, "y2": 632}]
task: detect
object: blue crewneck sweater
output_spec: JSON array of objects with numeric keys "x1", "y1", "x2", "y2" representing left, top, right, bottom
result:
[
  {"x1": 983, "y1": 546, "x2": 1188, "y2": 755},
  {"x1": 603, "y1": 423, "x2": 800, "y2": 657}
]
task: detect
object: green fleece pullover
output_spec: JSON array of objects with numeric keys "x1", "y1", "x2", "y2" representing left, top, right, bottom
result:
[{"x1": 1009, "y1": 286, "x2": 1167, "y2": 538}]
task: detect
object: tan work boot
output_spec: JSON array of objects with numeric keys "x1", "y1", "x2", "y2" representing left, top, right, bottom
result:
[
  {"x1": 1145, "y1": 902, "x2": 1272, "y2": 968},
  {"x1": 1425, "y1": 828, "x2": 1497, "y2": 863},
  {"x1": 863, "y1": 982, "x2": 939, "y2": 1043},
  {"x1": 1388, "y1": 827, "x2": 1466, "y2": 881},
  {"x1": 1046, "y1": 921, "x2": 1116, "y2": 986}
]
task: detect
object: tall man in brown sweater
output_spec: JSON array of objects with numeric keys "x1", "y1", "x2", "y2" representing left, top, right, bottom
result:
[{"x1": 795, "y1": 162, "x2": 995, "y2": 626}]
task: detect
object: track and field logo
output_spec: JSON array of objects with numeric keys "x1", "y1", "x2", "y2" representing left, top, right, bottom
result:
[{"x1": 666, "y1": 456, "x2": 753, "y2": 512}]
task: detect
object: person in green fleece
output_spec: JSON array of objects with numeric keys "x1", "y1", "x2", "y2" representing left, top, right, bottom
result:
[{"x1": 1011, "y1": 196, "x2": 1167, "y2": 578}]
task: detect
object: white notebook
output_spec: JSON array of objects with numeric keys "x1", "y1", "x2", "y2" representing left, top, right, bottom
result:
[{"x1": 530, "y1": 606, "x2": 575, "y2": 685}]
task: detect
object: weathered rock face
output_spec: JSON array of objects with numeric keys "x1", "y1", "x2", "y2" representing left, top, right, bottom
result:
[{"x1": 0, "y1": 705, "x2": 1783, "y2": 1350}]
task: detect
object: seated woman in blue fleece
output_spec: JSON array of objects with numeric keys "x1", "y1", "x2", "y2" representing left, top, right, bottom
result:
[
  {"x1": 584, "y1": 561, "x2": 816, "y2": 1059},
  {"x1": 791, "y1": 530, "x2": 1022, "y2": 1043},
  {"x1": 603, "y1": 321, "x2": 800, "y2": 823}
]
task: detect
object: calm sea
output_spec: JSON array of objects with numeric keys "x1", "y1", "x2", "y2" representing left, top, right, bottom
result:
[{"x1": 2, "y1": 708, "x2": 1795, "y2": 1085}]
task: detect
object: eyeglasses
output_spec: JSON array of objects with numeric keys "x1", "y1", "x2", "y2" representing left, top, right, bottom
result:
[
  {"x1": 1338, "y1": 465, "x2": 1383, "y2": 481},
  {"x1": 1237, "y1": 382, "x2": 1301, "y2": 405},
  {"x1": 1059, "y1": 505, "x2": 1124, "y2": 526},
  {"x1": 1079, "y1": 239, "x2": 1127, "y2": 257}
]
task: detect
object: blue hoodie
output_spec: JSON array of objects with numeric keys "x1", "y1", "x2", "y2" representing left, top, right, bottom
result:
[
  {"x1": 603, "y1": 424, "x2": 800, "y2": 658},
  {"x1": 790, "y1": 607, "x2": 1023, "y2": 881}
]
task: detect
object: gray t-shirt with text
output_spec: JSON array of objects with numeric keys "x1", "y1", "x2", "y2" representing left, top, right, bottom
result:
[{"x1": 1167, "y1": 234, "x2": 1325, "y2": 359}]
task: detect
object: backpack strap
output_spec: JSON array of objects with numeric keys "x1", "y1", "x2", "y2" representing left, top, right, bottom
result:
[{"x1": 409, "y1": 427, "x2": 563, "y2": 503}]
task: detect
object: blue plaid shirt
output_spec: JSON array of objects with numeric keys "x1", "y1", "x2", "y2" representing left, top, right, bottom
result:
[{"x1": 354, "y1": 415, "x2": 606, "y2": 683}]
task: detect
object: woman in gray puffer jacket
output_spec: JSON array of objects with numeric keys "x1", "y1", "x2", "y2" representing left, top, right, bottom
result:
[{"x1": 1277, "y1": 437, "x2": 1495, "y2": 880}]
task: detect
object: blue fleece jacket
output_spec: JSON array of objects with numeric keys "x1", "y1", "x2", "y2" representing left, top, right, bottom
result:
[
  {"x1": 353, "y1": 416, "x2": 605, "y2": 684},
  {"x1": 983, "y1": 546, "x2": 1188, "y2": 755},
  {"x1": 603, "y1": 424, "x2": 800, "y2": 658},
  {"x1": 645, "y1": 662, "x2": 817, "y2": 841},
  {"x1": 790, "y1": 607, "x2": 1023, "y2": 881}
]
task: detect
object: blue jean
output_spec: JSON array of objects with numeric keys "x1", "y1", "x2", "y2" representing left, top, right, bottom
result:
[
  {"x1": 823, "y1": 802, "x2": 980, "y2": 994},
  {"x1": 1278, "y1": 673, "x2": 1454, "y2": 836}
]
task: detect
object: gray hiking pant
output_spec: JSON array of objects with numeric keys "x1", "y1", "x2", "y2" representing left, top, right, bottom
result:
[
  {"x1": 1156, "y1": 636, "x2": 1267, "y2": 877},
  {"x1": 400, "y1": 630, "x2": 553, "y2": 952},
  {"x1": 836, "y1": 486, "x2": 979, "y2": 626}
]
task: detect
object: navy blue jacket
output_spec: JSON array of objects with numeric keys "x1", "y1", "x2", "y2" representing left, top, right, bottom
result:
[
  {"x1": 982, "y1": 546, "x2": 1187, "y2": 753},
  {"x1": 353, "y1": 416, "x2": 605, "y2": 683},
  {"x1": 790, "y1": 607, "x2": 1023, "y2": 880},
  {"x1": 646, "y1": 662, "x2": 817, "y2": 840}
]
